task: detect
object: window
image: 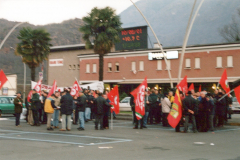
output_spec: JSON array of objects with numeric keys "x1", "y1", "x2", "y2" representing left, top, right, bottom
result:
[
  {"x1": 227, "y1": 56, "x2": 233, "y2": 67},
  {"x1": 131, "y1": 61, "x2": 136, "y2": 71},
  {"x1": 185, "y1": 59, "x2": 191, "y2": 68},
  {"x1": 216, "y1": 57, "x2": 222, "y2": 68},
  {"x1": 86, "y1": 64, "x2": 90, "y2": 73},
  {"x1": 69, "y1": 65, "x2": 72, "y2": 70},
  {"x1": 115, "y1": 62, "x2": 119, "y2": 71},
  {"x1": 195, "y1": 58, "x2": 200, "y2": 69},
  {"x1": 93, "y1": 64, "x2": 97, "y2": 73},
  {"x1": 139, "y1": 61, "x2": 144, "y2": 71},
  {"x1": 108, "y1": 63, "x2": 112, "y2": 72},
  {"x1": 77, "y1": 64, "x2": 80, "y2": 70},
  {"x1": 165, "y1": 60, "x2": 171, "y2": 70},
  {"x1": 157, "y1": 60, "x2": 162, "y2": 70},
  {"x1": 72, "y1": 65, "x2": 76, "y2": 70}
]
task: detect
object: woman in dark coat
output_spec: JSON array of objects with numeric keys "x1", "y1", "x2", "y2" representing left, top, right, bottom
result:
[{"x1": 14, "y1": 92, "x2": 23, "y2": 127}]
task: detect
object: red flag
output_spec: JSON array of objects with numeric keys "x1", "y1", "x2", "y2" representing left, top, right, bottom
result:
[
  {"x1": 188, "y1": 83, "x2": 194, "y2": 91},
  {"x1": 177, "y1": 76, "x2": 188, "y2": 94},
  {"x1": 108, "y1": 86, "x2": 120, "y2": 114},
  {"x1": 27, "y1": 78, "x2": 42, "y2": 102},
  {"x1": 130, "y1": 77, "x2": 147, "y2": 120},
  {"x1": 167, "y1": 89, "x2": 182, "y2": 128},
  {"x1": 199, "y1": 85, "x2": 202, "y2": 92},
  {"x1": 234, "y1": 85, "x2": 240, "y2": 104},
  {"x1": 220, "y1": 69, "x2": 231, "y2": 95},
  {"x1": 0, "y1": 70, "x2": 8, "y2": 90},
  {"x1": 70, "y1": 80, "x2": 81, "y2": 97},
  {"x1": 47, "y1": 80, "x2": 57, "y2": 97}
]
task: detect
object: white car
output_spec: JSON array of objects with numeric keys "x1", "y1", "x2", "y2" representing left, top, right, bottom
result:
[
  {"x1": 232, "y1": 97, "x2": 240, "y2": 113},
  {"x1": 119, "y1": 97, "x2": 131, "y2": 111}
]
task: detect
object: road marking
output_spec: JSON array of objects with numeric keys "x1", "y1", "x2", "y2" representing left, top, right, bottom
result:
[{"x1": 0, "y1": 129, "x2": 132, "y2": 146}]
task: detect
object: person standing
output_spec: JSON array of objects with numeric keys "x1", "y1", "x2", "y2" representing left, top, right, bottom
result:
[
  {"x1": 183, "y1": 91, "x2": 198, "y2": 133},
  {"x1": 76, "y1": 90, "x2": 87, "y2": 131},
  {"x1": 44, "y1": 94, "x2": 57, "y2": 131},
  {"x1": 103, "y1": 94, "x2": 111, "y2": 129},
  {"x1": 215, "y1": 92, "x2": 226, "y2": 127},
  {"x1": 95, "y1": 92, "x2": 111, "y2": 130},
  {"x1": 40, "y1": 91, "x2": 48, "y2": 124},
  {"x1": 72, "y1": 95, "x2": 78, "y2": 125},
  {"x1": 130, "y1": 95, "x2": 136, "y2": 125},
  {"x1": 52, "y1": 91, "x2": 61, "y2": 128},
  {"x1": 149, "y1": 90, "x2": 159, "y2": 124},
  {"x1": 60, "y1": 88, "x2": 73, "y2": 131},
  {"x1": 198, "y1": 92, "x2": 208, "y2": 132},
  {"x1": 14, "y1": 92, "x2": 23, "y2": 127},
  {"x1": 161, "y1": 93, "x2": 171, "y2": 127},
  {"x1": 143, "y1": 90, "x2": 152, "y2": 128},
  {"x1": 85, "y1": 91, "x2": 92, "y2": 122},
  {"x1": 30, "y1": 89, "x2": 41, "y2": 126},
  {"x1": 206, "y1": 93, "x2": 216, "y2": 131}
]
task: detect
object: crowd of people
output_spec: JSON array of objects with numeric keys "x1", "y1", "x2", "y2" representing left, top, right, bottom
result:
[
  {"x1": 130, "y1": 88, "x2": 232, "y2": 133},
  {"x1": 13, "y1": 87, "x2": 232, "y2": 133},
  {"x1": 14, "y1": 88, "x2": 113, "y2": 131}
]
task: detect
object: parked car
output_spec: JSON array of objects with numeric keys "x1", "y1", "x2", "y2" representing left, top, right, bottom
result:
[
  {"x1": 231, "y1": 97, "x2": 240, "y2": 114},
  {"x1": 0, "y1": 96, "x2": 26, "y2": 117},
  {"x1": 119, "y1": 97, "x2": 131, "y2": 111}
]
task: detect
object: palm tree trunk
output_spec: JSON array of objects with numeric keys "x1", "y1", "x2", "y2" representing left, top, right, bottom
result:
[
  {"x1": 99, "y1": 54, "x2": 104, "y2": 81},
  {"x1": 31, "y1": 67, "x2": 35, "y2": 81}
]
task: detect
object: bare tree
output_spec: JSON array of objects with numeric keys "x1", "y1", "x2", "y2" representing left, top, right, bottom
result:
[{"x1": 220, "y1": 9, "x2": 240, "y2": 42}]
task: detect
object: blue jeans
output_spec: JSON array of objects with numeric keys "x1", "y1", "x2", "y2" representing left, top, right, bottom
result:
[
  {"x1": 143, "y1": 112, "x2": 149, "y2": 127},
  {"x1": 79, "y1": 111, "x2": 85, "y2": 129},
  {"x1": 52, "y1": 109, "x2": 59, "y2": 127},
  {"x1": 85, "y1": 108, "x2": 91, "y2": 120}
]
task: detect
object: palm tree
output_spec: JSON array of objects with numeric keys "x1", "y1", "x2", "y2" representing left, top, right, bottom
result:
[
  {"x1": 79, "y1": 7, "x2": 122, "y2": 81},
  {"x1": 15, "y1": 27, "x2": 52, "y2": 81}
]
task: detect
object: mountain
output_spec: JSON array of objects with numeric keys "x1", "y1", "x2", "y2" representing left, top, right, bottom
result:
[
  {"x1": 120, "y1": 0, "x2": 240, "y2": 47},
  {"x1": 0, "y1": 18, "x2": 84, "y2": 87}
]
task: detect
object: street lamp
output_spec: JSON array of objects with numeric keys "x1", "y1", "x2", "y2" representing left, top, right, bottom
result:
[{"x1": 10, "y1": 47, "x2": 26, "y2": 103}]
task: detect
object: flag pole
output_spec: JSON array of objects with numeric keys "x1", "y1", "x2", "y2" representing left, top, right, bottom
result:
[
  {"x1": 218, "y1": 89, "x2": 234, "y2": 101},
  {"x1": 111, "y1": 111, "x2": 113, "y2": 130}
]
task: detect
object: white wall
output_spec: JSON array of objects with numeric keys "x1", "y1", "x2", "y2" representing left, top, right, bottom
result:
[{"x1": 0, "y1": 74, "x2": 17, "y2": 96}]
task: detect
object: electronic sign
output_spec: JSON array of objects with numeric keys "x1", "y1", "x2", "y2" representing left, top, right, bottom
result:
[{"x1": 115, "y1": 26, "x2": 148, "y2": 51}]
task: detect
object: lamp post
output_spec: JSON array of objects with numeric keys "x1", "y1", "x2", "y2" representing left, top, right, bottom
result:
[{"x1": 10, "y1": 47, "x2": 26, "y2": 103}]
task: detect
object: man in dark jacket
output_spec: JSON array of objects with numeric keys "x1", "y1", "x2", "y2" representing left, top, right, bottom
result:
[
  {"x1": 149, "y1": 90, "x2": 160, "y2": 124},
  {"x1": 206, "y1": 93, "x2": 216, "y2": 131},
  {"x1": 215, "y1": 92, "x2": 226, "y2": 127},
  {"x1": 183, "y1": 91, "x2": 198, "y2": 133},
  {"x1": 60, "y1": 88, "x2": 73, "y2": 131},
  {"x1": 143, "y1": 90, "x2": 152, "y2": 128},
  {"x1": 94, "y1": 92, "x2": 111, "y2": 130},
  {"x1": 40, "y1": 91, "x2": 48, "y2": 124},
  {"x1": 130, "y1": 95, "x2": 136, "y2": 125},
  {"x1": 76, "y1": 90, "x2": 87, "y2": 131},
  {"x1": 198, "y1": 92, "x2": 208, "y2": 132},
  {"x1": 30, "y1": 89, "x2": 41, "y2": 126},
  {"x1": 14, "y1": 92, "x2": 23, "y2": 127}
]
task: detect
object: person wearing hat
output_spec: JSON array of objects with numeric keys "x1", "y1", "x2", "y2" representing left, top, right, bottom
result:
[
  {"x1": 14, "y1": 92, "x2": 23, "y2": 127},
  {"x1": 30, "y1": 89, "x2": 41, "y2": 126},
  {"x1": 182, "y1": 91, "x2": 198, "y2": 133}
]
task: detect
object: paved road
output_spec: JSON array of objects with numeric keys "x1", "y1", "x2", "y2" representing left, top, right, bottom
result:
[{"x1": 0, "y1": 116, "x2": 240, "y2": 160}]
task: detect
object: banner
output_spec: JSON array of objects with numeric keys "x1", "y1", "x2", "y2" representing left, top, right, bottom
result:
[
  {"x1": 70, "y1": 80, "x2": 81, "y2": 96},
  {"x1": 0, "y1": 70, "x2": 8, "y2": 90},
  {"x1": 47, "y1": 80, "x2": 57, "y2": 97},
  {"x1": 167, "y1": 89, "x2": 182, "y2": 128},
  {"x1": 80, "y1": 81, "x2": 104, "y2": 93},
  {"x1": 130, "y1": 77, "x2": 147, "y2": 120},
  {"x1": 177, "y1": 76, "x2": 188, "y2": 94},
  {"x1": 220, "y1": 69, "x2": 231, "y2": 96},
  {"x1": 27, "y1": 78, "x2": 42, "y2": 102},
  {"x1": 108, "y1": 85, "x2": 119, "y2": 114},
  {"x1": 31, "y1": 81, "x2": 63, "y2": 92}
]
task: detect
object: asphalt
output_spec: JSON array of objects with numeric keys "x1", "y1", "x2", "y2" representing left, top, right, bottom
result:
[{"x1": 1, "y1": 115, "x2": 240, "y2": 160}]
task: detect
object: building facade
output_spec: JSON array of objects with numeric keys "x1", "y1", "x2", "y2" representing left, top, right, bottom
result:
[
  {"x1": 77, "y1": 43, "x2": 240, "y2": 94},
  {"x1": 0, "y1": 74, "x2": 17, "y2": 96}
]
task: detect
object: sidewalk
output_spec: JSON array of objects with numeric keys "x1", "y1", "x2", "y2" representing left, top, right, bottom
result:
[{"x1": 116, "y1": 113, "x2": 240, "y2": 126}]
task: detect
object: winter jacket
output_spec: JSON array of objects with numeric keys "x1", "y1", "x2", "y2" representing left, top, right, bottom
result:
[
  {"x1": 14, "y1": 97, "x2": 23, "y2": 113},
  {"x1": 215, "y1": 96, "x2": 226, "y2": 116},
  {"x1": 149, "y1": 93, "x2": 159, "y2": 108},
  {"x1": 76, "y1": 94, "x2": 87, "y2": 112},
  {"x1": 161, "y1": 97, "x2": 171, "y2": 113},
  {"x1": 207, "y1": 99, "x2": 215, "y2": 115},
  {"x1": 144, "y1": 96, "x2": 152, "y2": 112},
  {"x1": 60, "y1": 93, "x2": 73, "y2": 115},
  {"x1": 182, "y1": 95, "x2": 197, "y2": 115},
  {"x1": 95, "y1": 96, "x2": 111, "y2": 115},
  {"x1": 30, "y1": 93, "x2": 41, "y2": 110},
  {"x1": 44, "y1": 97, "x2": 57, "y2": 113}
]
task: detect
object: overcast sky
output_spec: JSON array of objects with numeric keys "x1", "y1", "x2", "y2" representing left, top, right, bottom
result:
[{"x1": 0, "y1": 0, "x2": 139, "y2": 25}]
